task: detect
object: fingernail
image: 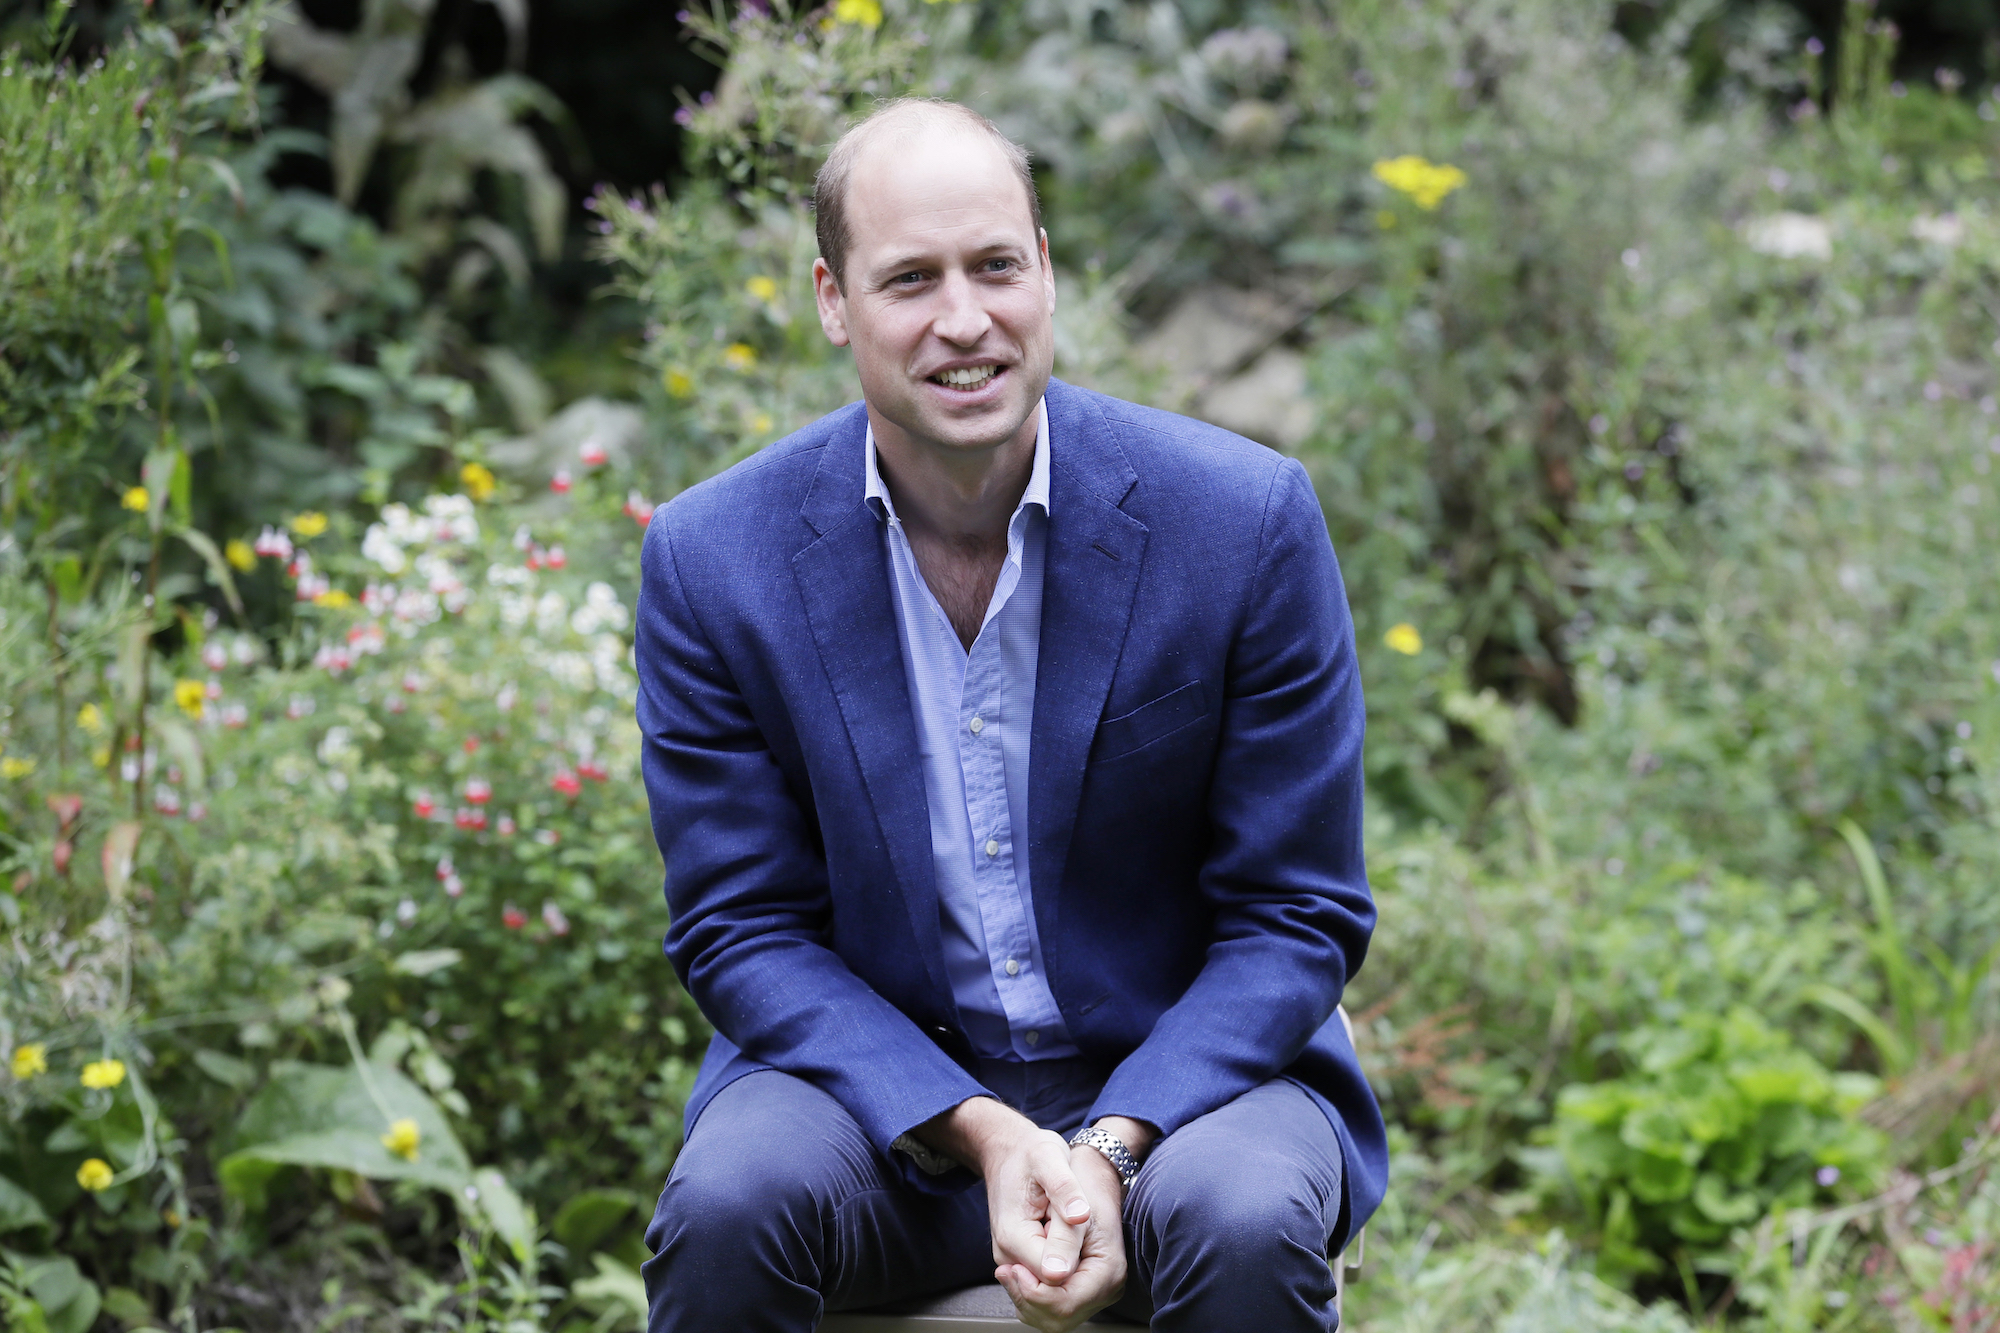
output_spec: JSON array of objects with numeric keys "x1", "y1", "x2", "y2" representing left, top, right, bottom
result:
[{"x1": 1045, "y1": 1257, "x2": 1070, "y2": 1274}]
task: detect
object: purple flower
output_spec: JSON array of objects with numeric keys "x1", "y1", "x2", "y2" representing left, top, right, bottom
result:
[
  {"x1": 1805, "y1": 37, "x2": 1824, "y2": 56},
  {"x1": 1815, "y1": 1165, "x2": 1840, "y2": 1187},
  {"x1": 675, "y1": 8, "x2": 690, "y2": 20},
  {"x1": 675, "y1": 107, "x2": 695, "y2": 127},
  {"x1": 700, "y1": 90, "x2": 715, "y2": 105}
]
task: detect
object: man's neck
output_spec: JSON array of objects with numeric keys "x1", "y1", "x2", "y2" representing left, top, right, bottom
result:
[{"x1": 870, "y1": 406, "x2": 1038, "y2": 550}]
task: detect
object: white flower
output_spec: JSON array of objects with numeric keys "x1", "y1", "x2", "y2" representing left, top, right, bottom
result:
[
  {"x1": 1743, "y1": 212, "x2": 1832, "y2": 260},
  {"x1": 1911, "y1": 213, "x2": 1963, "y2": 247},
  {"x1": 318, "y1": 726, "x2": 354, "y2": 764},
  {"x1": 570, "y1": 582, "x2": 630, "y2": 636},
  {"x1": 424, "y1": 494, "x2": 479, "y2": 544},
  {"x1": 535, "y1": 592, "x2": 570, "y2": 637},
  {"x1": 377, "y1": 503, "x2": 424, "y2": 545},
  {"x1": 362, "y1": 524, "x2": 407, "y2": 574}
]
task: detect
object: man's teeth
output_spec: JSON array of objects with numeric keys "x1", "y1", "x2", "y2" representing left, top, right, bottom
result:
[{"x1": 934, "y1": 366, "x2": 997, "y2": 388}]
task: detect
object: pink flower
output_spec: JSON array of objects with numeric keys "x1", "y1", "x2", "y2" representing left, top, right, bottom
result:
[
  {"x1": 579, "y1": 439, "x2": 609, "y2": 467},
  {"x1": 253, "y1": 526, "x2": 294, "y2": 560},
  {"x1": 388, "y1": 696, "x2": 408, "y2": 714},
  {"x1": 220, "y1": 702, "x2": 248, "y2": 728},
  {"x1": 624, "y1": 490, "x2": 654, "y2": 526},
  {"x1": 542, "y1": 900, "x2": 571, "y2": 936},
  {"x1": 502, "y1": 903, "x2": 528, "y2": 929},
  {"x1": 206, "y1": 677, "x2": 223, "y2": 700},
  {"x1": 443, "y1": 873, "x2": 464, "y2": 898},
  {"x1": 577, "y1": 758, "x2": 609, "y2": 782},
  {"x1": 201, "y1": 643, "x2": 229, "y2": 672},
  {"x1": 464, "y1": 778, "x2": 492, "y2": 805},
  {"x1": 550, "y1": 769, "x2": 582, "y2": 798},
  {"x1": 546, "y1": 545, "x2": 567, "y2": 570},
  {"x1": 154, "y1": 786, "x2": 181, "y2": 816},
  {"x1": 550, "y1": 470, "x2": 573, "y2": 495},
  {"x1": 497, "y1": 815, "x2": 517, "y2": 836},
  {"x1": 401, "y1": 671, "x2": 423, "y2": 694},
  {"x1": 413, "y1": 793, "x2": 437, "y2": 819},
  {"x1": 188, "y1": 801, "x2": 208, "y2": 823},
  {"x1": 526, "y1": 547, "x2": 544, "y2": 571},
  {"x1": 454, "y1": 807, "x2": 488, "y2": 832},
  {"x1": 436, "y1": 856, "x2": 455, "y2": 880},
  {"x1": 534, "y1": 828, "x2": 560, "y2": 847},
  {"x1": 463, "y1": 736, "x2": 480, "y2": 754}
]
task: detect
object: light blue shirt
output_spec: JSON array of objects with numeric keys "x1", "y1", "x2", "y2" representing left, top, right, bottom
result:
[{"x1": 864, "y1": 400, "x2": 1077, "y2": 1063}]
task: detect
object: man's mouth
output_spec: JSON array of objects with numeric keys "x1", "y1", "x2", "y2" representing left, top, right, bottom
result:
[{"x1": 930, "y1": 365, "x2": 1001, "y2": 391}]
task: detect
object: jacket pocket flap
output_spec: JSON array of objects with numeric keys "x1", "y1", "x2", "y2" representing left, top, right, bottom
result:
[{"x1": 1093, "y1": 680, "x2": 1209, "y2": 760}]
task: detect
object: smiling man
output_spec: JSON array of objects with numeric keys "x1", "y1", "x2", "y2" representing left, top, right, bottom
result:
[{"x1": 635, "y1": 99, "x2": 1384, "y2": 1333}]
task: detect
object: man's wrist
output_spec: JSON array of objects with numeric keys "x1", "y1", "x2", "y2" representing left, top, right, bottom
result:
[{"x1": 912, "y1": 1095, "x2": 1036, "y2": 1176}]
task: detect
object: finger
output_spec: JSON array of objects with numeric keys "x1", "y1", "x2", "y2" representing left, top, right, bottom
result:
[
  {"x1": 1039, "y1": 1206, "x2": 1081, "y2": 1283},
  {"x1": 1030, "y1": 1141, "x2": 1091, "y2": 1228},
  {"x1": 992, "y1": 1211, "x2": 1049, "y2": 1273}
]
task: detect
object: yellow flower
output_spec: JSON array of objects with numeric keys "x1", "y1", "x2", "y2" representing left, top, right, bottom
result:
[
  {"x1": 1384, "y1": 623, "x2": 1424, "y2": 656},
  {"x1": 381, "y1": 1118, "x2": 421, "y2": 1161},
  {"x1": 77, "y1": 703, "x2": 106, "y2": 734},
  {"x1": 289, "y1": 511, "x2": 329, "y2": 538},
  {"x1": 224, "y1": 538, "x2": 257, "y2": 572},
  {"x1": 751, "y1": 412, "x2": 774, "y2": 435},
  {"x1": 459, "y1": 462, "x2": 497, "y2": 502},
  {"x1": 1371, "y1": 156, "x2": 1467, "y2": 211},
  {"x1": 11, "y1": 1043, "x2": 47, "y2": 1079},
  {"x1": 663, "y1": 367, "x2": 695, "y2": 399},
  {"x1": 91, "y1": 745, "x2": 111, "y2": 770},
  {"x1": 833, "y1": 0, "x2": 882, "y2": 27},
  {"x1": 313, "y1": 589, "x2": 353, "y2": 609},
  {"x1": 1376, "y1": 210, "x2": 1398, "y2": 231},
  {"x1": 80, "y1": 1058, "x2": 126, "y2": 1090},
  {"x1": 173, "y1": 679, "x2": 206, "y2": 718},
  {"x1": 76, "y1": 1159, "x2": 114, "y2": 1192},
  {"x1": 745, "y1": 275, "x2": 780, "y2": 302},
  {"x1": 1, "y1": 757, "x2": 34, "y2": 780},
  {"x1": 722, "y1": 343, "x2": 758, "y2": 372},
  {"x1": 122, "y1": 486, "x2": 150, "y2": 512}
]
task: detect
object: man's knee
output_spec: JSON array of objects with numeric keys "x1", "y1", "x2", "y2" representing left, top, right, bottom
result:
[{"x1": 1131, "y1": 1138, "x2": 1331, "y2": 1263}]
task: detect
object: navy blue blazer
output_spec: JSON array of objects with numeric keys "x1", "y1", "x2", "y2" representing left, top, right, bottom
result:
[{"x1": 635, "y1": 379, "x2": 1385, "y2": 1247}]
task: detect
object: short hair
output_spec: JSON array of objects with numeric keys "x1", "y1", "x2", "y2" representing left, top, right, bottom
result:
[{"x1": 813, "y1": 98, "x2": 1043, "y2": 291}]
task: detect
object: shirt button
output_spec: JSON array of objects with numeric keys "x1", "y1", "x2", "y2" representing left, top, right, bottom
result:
[
  {"x1": 969, "y1": 716, "x2": 984, "y2": 735},
  {"x1": 985, "y1": 838, "x2": 1000, "y2": 858},
  {"x1": 1005, "y1": 958, "x2": 1020, "y2": 976},
  {"x1": 1024, "y1": 1030, "x2": 1040, "y2": 1046}
]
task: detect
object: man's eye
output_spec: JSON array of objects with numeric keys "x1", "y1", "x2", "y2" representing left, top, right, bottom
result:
[
  {"x1": 983, "y1": 259, "x2": 1014, "y2": 273},
  {"x1": 895, "y1": 271, "x2": 925, "y2": 285}
]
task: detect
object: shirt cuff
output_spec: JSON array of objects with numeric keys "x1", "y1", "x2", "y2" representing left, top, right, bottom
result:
[{"x1": 890, "y1": 1132, "x2": 962, "y2": 1177}]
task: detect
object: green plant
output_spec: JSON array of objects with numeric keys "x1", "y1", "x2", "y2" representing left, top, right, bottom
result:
[{"x1": 1540, "y1": 1007, "x2": 1887, "y2": 1281}]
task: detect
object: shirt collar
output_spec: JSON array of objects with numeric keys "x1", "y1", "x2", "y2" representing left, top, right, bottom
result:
[{"x1": 865, "y1": 397, "x2": 1051, "y2": 525}]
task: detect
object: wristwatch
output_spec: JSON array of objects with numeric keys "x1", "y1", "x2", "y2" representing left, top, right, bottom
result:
[{"x1": 1068, "y1": 1125, "x2": 1140, "y2": 1189}]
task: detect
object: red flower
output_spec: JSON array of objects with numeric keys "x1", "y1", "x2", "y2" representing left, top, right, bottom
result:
[
  {"x1": 401, "y1": 671, "x2": 423, "y2": 694},
  {"x1": 53, "y1": 841, "x2": 73, "y2": 876},
  {"x1": 534, "y1": 828, "x2": 560, "y2": 847},
  {"x1": 546, "y1": 545, "x2": 567, "y2": 570},
  {"x1": 624, "y1": 490, "x2": 654, "y2": 527},
  {"x1": 464, "y1": 778, "x2": 492, "y2": 805},
  {"x1": 497, "y1": 815, "x2": 517, "y2": 836},
  {"x1": 413, "y1": 793, "x2": 437, "y2": 819},
  {"x1": 526, "y1": 548, "x2": 544, "y2": 571},
  {"x1": 502, "y1": 903, "x2": 528, "y2": 929},
  {"x1": 436, "y1": 856, "x2": 455, "y2": 880},
  {"x1": 579, "y1": 439, "x2": 609, "y2": 467},
  {"x1": 454, "y1": 807, "x2": 488, "y2": 832},
  {"x1": 550, "y1": 769, "x2": 582, "y2": 798},
  {"x1": 577, "y1": 758, "x2": 610, "y2": 782},
  {"x1": 550, "y1": 470, "x2": 572, "y2": 495}
]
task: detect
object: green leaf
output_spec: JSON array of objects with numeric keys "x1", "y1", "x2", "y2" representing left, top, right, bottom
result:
[
  {"x1": 571, "y1": 1254, "x2": 648, "y2": 1328},
  {"x1": 1691, "y1": 1172, "x2": 1763, "y2": 1225},
  {"x1": 389, "y1": 948, "x2": 464, "y2": 977},
  {"x1": 193, "y1": 1049, "x2": 257, "y2": 1090},
  {"x1": 173, "y1": 528, "x2": 244, "y2": 617},
  {"x1": 218, "y1": 1060, "x2": 473, "y2": 1208},
  {"x1": 469, "y1": 1167, "x2": 536, "y2": 1264},
  {"x1": 21, "y1": 1257, "x2": 99, "y2": 1333},
  {"x1": 0, "y1": 1172, "x2": 51, "y2": 1234},
  {"x1": 552, "y1": 1188, "x2": 642, "y2": 1255}
]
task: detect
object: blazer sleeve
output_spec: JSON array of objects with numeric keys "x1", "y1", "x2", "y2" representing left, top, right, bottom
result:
[
  {"x1": 635, "y1": 515, "x2": 990, "y2": 1185},
  {"x1": 1088, "y1": 457, "x2": 1374, "y2": 1136}
]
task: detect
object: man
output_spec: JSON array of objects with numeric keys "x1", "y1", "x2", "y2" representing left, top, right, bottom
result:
[{"x1": 635, "y1": 99, "x2": 1383, "y2": 1332}]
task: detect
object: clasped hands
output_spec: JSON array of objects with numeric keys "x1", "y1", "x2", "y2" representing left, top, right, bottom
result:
[{"x1": 917, "y1": 1099, "x2": 1154, "y2": 1333}]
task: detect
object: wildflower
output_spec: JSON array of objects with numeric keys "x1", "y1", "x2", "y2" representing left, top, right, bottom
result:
[
  {"x1": 443, "y1": 873, "x2": 464, "y2": 898},
  {"x1": 289, "y1": 511, "x2": 329, "y2": 538},
  {"x1": 663, "y1": 367, "x2": 695, "y2": 399},
  {"x1": 550, "y1": 470, "x2": 573, "y2": 495},
  {"x1": 381, "y1": 1118, "x2": 421, "y2": 1161},
  {"x1": 1, "y1": 757, "x2": 35, "y2": 780},
  {"x1": 187, "y1": 802, "x2": 207, "y2": 822},
  {"x1": 286, "y1": 695, "x2": 317, "y2": 721},
  {"x1": 80, "y1": 1059, "x2": 126, "y2": 1090},
  {"x1": 154, "y1": 786, "x2": 181, "y2": 817},
  {"x1": 746, "y1": 275, "x2": 779, "y2": 302},
  {"x1": 225, "y1": 538, "x2": 257, "y2": 571},
  {"x1": 436, "y1": 856, "x2": 455, "y2": 881},
  {"x1": 751, "y1": 412, "x2": 774, "y2": 436},
  {"x1": 542, "y1": 900, "x2": 571, "y2": 936},
  {"x1": 546, "y1": 545, "x2": 568, "y2": 571},
  {"x1": 201, "y1": 642, "x2": 229, "y2": 672},
  {"x1": 253, "y1": 526, "x2": 295, "y2": 560},
  {"x1": 92, "y1": 746, "x2": 111, "y2": 769},
  {"x1": 173, "y1": 679, "x2": 206, "y2": 718},
  {"x1": 121, "y1": 486, "x2": 150, "y2": 512},
  {"x1": 76, "y1": 1159, "x2": 115, "y2": 1192},
  {"x1": 454, "y1": 808, "x2": 488, "y2": 832},
  {"x1": 625, "y1": 490, "x2": 655, "y2": 527},
  {"x1": 11, "y1": 1043, "x2": 47, "y2": 1079},
  {"x1": 578, "y1": 758, "x2": 610, "y2": 782},
  {"x1": 219, "y1": 702, "x2": 248, "y2": 728},
  {"x1": 464, "y1": 779, "x2": 492, "y2": 805},
  {"x1": 502, "y1": 903, "x2": 529, "y2": 929},
  {"x1": 551, "y1": 769, "x2": 582, "y2": 798},
  {"x1": 397, "y1": 898, "x2": 418, "y2": 926},
  {"x1": 580, "y1": 437, "x2": 609, "y2": 467},
  {"x1": 1816, "y1": 1165, "x2": 1841, "y2": 1187},
  {"x1": 1383, "y1": 623, "x2": 1423, "y2": 656},
  {"x1": 313, "y1": 590, "x2": 353, "y2": 609},
  {"x1": 460, "y1": 462, "x2": 497, "y2": 502},
  {"x1": 534, "y1": 828, "x2": 560, "y2": 847},
  {"x1": 413, "y1": 793, "x2": 437, "y2": 819},
  {"x1": 53, "y1": 841, "x2": 73, "y2": 874},
  {"x1": 77, "y1": 703, "x2": 105, "y2": 734},
  {"x1": 1371, "y1": 156, "x2": 1467, "y2": 210},
  {"x1": 723, "y1": 342, "x2": 758, "y2": 371},
  {"x1": 833, "y1": 0, "x2": 881, "y2": 27},
  {"x1": 497, "y1": 815, "x2": 517, "y2": 837}
]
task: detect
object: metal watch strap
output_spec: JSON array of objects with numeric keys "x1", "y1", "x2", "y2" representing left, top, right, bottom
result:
[{"x1": 1068, "y1": 1126, "x2": 1139, "y2": 1189}]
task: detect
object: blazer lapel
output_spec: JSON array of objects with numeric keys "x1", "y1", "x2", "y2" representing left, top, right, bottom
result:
[
  {"x1": 1030, "y1": 382, "x2": 1147, "y2": 1000},
  {"x1": 792, "y1": 416, "x2": 950, "y2": 1001}
]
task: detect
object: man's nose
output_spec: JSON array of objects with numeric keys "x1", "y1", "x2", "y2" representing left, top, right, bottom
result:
[{"x1": 930, "y1": 271, "x2": 993, "y2": 347}]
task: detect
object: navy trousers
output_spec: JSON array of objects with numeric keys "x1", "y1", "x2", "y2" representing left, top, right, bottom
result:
[{"x1": 643, "y1": 1057, "x2": 1346, "y2": 1331}]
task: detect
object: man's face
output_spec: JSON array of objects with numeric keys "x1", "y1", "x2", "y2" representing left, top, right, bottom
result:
[{"x1": 813, "y1": 126, "x2": 1056, "y2": 458}]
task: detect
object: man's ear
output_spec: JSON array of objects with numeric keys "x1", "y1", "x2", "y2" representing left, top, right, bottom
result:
[
  {"x1": 1039, "y1": 229, "x2": 1056, "y2": 315},
  {"x1": 812, "y1": 256, "x2": 851, "y2": 347}
]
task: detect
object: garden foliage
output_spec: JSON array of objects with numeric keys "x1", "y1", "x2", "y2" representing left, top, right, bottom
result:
[{"x1": 2, "y1": 0, "x2": 1999, "y2": 1327}]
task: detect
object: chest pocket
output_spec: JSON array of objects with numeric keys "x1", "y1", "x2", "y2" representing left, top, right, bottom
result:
[{"x1": 1092, "y1": 680, "x2": 1210, "y2": 762}]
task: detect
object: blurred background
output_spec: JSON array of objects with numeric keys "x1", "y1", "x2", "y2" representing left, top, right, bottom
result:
[{"x1": 3, "y1": 0, "x2": 2000, "y2": 1327}]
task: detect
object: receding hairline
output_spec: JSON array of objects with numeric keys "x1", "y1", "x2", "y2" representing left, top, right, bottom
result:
[{"x1": 813, "y1": 98, "x2": 1042, "y2": 289}]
